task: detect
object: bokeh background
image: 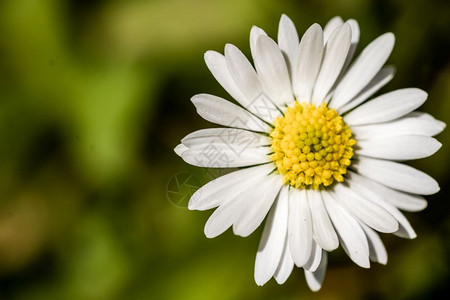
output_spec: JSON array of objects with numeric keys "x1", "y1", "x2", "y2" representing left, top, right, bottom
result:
[{"x1": 0, "y1": 0, "x2": 449, "y2": 299}]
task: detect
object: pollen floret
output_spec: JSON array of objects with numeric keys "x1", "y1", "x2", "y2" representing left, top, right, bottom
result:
[{"x1": 270, "y1": 102, "x2": 356, "y2": 189}]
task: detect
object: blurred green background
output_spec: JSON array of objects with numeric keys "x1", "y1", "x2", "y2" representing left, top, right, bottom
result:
[{"x1": 0, "y1": 0, "x2": 449, "y2": 299}]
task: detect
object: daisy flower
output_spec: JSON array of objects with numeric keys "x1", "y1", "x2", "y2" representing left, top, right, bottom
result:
[{"x1": 174, "y1": 15, "x2": 445, "y2": 291}]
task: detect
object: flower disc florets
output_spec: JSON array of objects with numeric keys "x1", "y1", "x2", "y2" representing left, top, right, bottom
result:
[{"x1": 270, "y1": 102, "x2": 356, "y2": 189}]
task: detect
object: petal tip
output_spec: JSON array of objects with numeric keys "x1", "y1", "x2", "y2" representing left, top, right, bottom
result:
[
  {"x1": 254, "y1": 272, "x2": 269, "y2": 286},
  {"x1": 190, "y1": 94, "x2": 201, "y2": 104},
  {"x1": 360, "y1": 259, "x2": 371, "y2": 269},
  {"x1": 204, "y1": 227, "x2": 218, "y2": 239},
  {"x1": 250, "y1": 25, "x2": 260, "y2": 32},
  {"x1": 224, "y1": 43, "x2": 237, "y2": 55},
  {"x1": 302, "y1": 23, "x2": 323, "y2": 42},
  {"x1": 174, "y1": 144, "x2": 188, "y2": 156},
  {"x1": 323, "y1": 240, "x2": 339, "y2": 252},
  {"x1": 427, "y1": 181, "x2": 440, "y2": 195},
  {"x1": 384, "y1": 32, "x2": 396, "y2": 43},
  {"x1": 204, "y1": 50, "x2": 213, "y2": 57},
  {"x1": 279, "y1": 14, "x2": 294, "y2": 27},
  {"x1": 204, "y1": 50, "x2": 219, "y2": 62},
  {"x1": 187, "y1": 193, "x2": 201, "y2": 210},
  {"x1": 330, "y1": 16, "x2": 344, "y2": 23},
  {"x1": 312, "y1": 22, "x2": 321, "y2": 27}
]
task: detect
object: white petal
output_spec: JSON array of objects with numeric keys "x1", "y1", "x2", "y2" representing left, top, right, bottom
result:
[
  {"x1": 407, "y1": 112, "x2": 447, "y2": 134},
  {"x1": 250, "y1": 26, "x2": 268, "y2": 63},
  {"x1": 326, "y1": 19, "x2": 360, "y2": 90},
  {"x1": 337, "y1": 66, "x2": 395, "y2": 113},
  {"x1": 180, "y1": 144, "x2": 271, "y2": 168},
  {"x1": 333, "y1": 184, "x2": 399, "y2": 233},
  {"x1": 304, "y1": 250, "x2": 327, "y2": 292},
  {"x1": 278, "y1": 14, "x2": 299, "y2": 81},
  {"x1": 245, "y1": 92, "x2": 282, "y2": 123},
  {"x1": 181, "y1": 128, "x2": 269, "y2": 149},
  {"x1": 181, "y1": 129, "x2": 226, "y2": 142},
  {"x1": 382, "y1": 205, "x2": 417, "y2": 239},
  {"x1": 347, "y1": 171, "x2": 427, "y2": 212},
  {"x1": 331, "y1": 33, "x2": 395, "y2": 109},
  {"x1": 224, "y1": 45, "x2": 278, "y2": 122},
  {"x1": 356, "y1": 135, "x2": 441, "y2": 160},
  {"x1": 322, "y1": 191, "x2": 370, "y2": 268},
  {"x1": 204, "y1": 51, "x2": 246, "y2": 104},
  {"x1": 342, "y1": 19, "x2": 360, "y2": 71},
  {"x1": 255, "y1": 35, "x2": 294, "y2": 107},
  {"x1": 274, "y1": 235, "x2": 294, "y2": 284},
  {"x1": 307, "y1": 190, "x2": 339, "y2": 251},
  {"x1": 303, "y1": 241, "x2": 323, "y2": 272},
  {"x1": 383, "y1": 191, "x2": 428, "y2": 212},
  {"x1": 174, "y1": 143, "x2": 188, "y2": 156},
  {"x1": 344, "y1": 88, "x2": 428, "y2": 126},
  {"x1": 288, "y1": 189, "x2": 313, "y2": 267},
  {"x1": 294, "y1": 24, "x2": 324, "y2": 102},
  {"x1": 225, "y1": 44, "x2": 282, "y2": 122},
  {"x1": 392, "y1": 214, "x2": 417, "y2": 239},
  {"x1": 254, "y1": 186, "x2": 289, "y2": 286},
  {"x1": 312, "y1": 23, "x2": 352, "y2": 105},
  {"x1": 351, "y1": 115, "x2": 445, "y2": 140},
  {"x1": 409, "y1": 111, "x2": 435, "y2": 120},
  {"x1": 323, "y1": 16, "x2": 343, "y2": 42},
  {"x1": 347, "y1": 172, "x2": 418, "y2": 239},
  {"x1": 225, "y1": 43, "x2": 262, "y2": 104},
  {"x1": 191, "y1": 94, "x2": 271, "y2": 132},
  {"x1": 189, "y1": 164, "x2": 273, "y2": 211},
  {"x1": 353, "y1": 157, "x2": 440, "y2": 195},
  {"x1": 408, "y1": 111, "x2": 447, "y2": 129},
  {"x1": 359, "y1": 222, "x2": 388, "y2": 265},
  {"x1": 203, "y1": 193, "x2": 249, "y2": 238},
  {"x1": 233, "y1": 175, "x2": 282, "y2": 237},
  {"x1": 204, "y1": 201, "x2": 237, "y2": 238},
  {"x1": 204, "y1": 171, "x2": 277, "y2": 238}
]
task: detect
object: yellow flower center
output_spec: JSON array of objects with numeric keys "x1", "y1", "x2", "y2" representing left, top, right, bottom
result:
[{"x1": 270, "y1": 102, "x2": 356, "y2": 190}]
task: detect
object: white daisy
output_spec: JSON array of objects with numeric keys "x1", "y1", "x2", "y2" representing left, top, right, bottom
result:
[{"x1": 174, "y1": 15, "x2": 445, "y2": 291}]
